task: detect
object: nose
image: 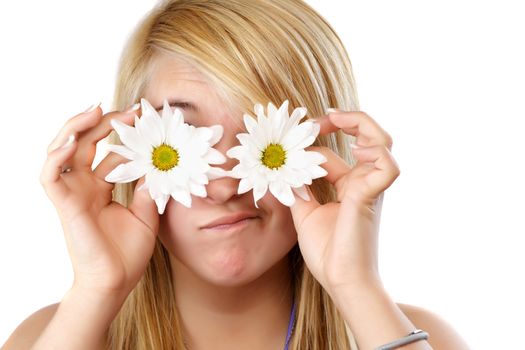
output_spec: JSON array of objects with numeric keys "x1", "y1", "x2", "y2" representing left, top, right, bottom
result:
[{"x1": 204, "y1": 131, "x2": 242, "y2": 204}]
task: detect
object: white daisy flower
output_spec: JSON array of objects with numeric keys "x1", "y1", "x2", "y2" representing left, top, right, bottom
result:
[
  {"x1": 226, "y1": 100, "x2": 327, "y2": 208},
  {"x1": 105, "y1": 98, "x2": 227, "y2": 214}
]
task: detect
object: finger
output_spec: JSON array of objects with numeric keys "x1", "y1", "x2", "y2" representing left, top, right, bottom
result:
[
  {"x1": 305, "y1": 145, "x2": 352, "y2": 188},
  {"x1": 128, "y1": 177, "x2": 159, "y2": 236},
  {"x1": 40, "y1": 136, "x2": 79, "y2": 204},
  {"x1": 47, "y1": 103, "x2": 102, "y2": 154},
  {"x1": 289, "y1": 184, "x2": 321, "y2": 233},
  {"x1": 92, "y1": 149, "x2": 130, "y2": 181},
  {"x1": 71, "y1": 104, "x2": 140, "y2": 170},
  {"x1": 325, "y1": 111, "x2": 393, "y2": 151},
  {"x1": 309, "y1": 114, "x2": 339, "y2": 136},
  {"x1": 350, "y1": 145, "x2": 401, "y2": 199}
]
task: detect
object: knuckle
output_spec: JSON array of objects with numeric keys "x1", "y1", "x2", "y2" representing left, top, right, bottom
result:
[
  {"x1": 355, "y1": 110, "x2": 368, "y2": 117},
  {"x1": 383, "y1": 133, "x2": 394, "y2": 148},
  {"x1": 39, "y1": 172, "x2": 48, "y2": 187},
  {"x1": 64, "y1": 117, "x2": 76, "y2": 130},
  {"x1": 47, "y1": 142, "x2": 61, "y2": 154}
]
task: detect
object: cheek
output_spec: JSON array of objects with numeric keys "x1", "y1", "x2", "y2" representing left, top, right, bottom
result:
[
  {"x1": 157, "y1": 204, "x2": 197, "y2": 259},
  {"x1": 266, "y1": 206, "x2": 298, "y2": 249}
]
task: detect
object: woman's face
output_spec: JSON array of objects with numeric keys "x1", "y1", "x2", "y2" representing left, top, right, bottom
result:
[{"x1": 144, "y1": 53, "x2": 298, "y2": 287}]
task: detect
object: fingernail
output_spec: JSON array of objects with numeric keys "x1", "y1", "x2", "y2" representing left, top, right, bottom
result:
[
  {"x1": 349, "y1": 143, "x2": 361, "y2": 149},
  {"x1": 124, "y1": 102, "x2": 141, "y2": 113},
  {"x1": 84, "y1": 102, "x2": 101, "y2": 113},
  {"x1": 60, "y1": 134, "x2": 76, "y2": 149},
  {"x1": 326, "y1": 108, "x2": 341, "y2": 114}
]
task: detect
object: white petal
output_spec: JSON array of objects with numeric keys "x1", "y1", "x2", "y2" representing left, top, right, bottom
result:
[
  {"x1": 252, "y1": 184, "x2": 268, "y2": 208},
  {"x1": 226, "y1": 145, "x2": 245, "y2": 160},
  {"x1": 243, "y1": 114, "x2": 258, "y2": 134},
  {"x1": 238, "y1": 177, "x2": 254, "y2": 194},
  {"x1": 185, "y1": 136, "x2": 209, "y2": 156},
  {"x1": 202, "y1": 147, "x2": 226, "y2": 164},
  {"x1": 110, "y1": 119, "x2": 151, "y2": 155},
  {"x1": 138, "y1": 98, "x2": 164, "y2": 145},
  {"x1": 146, "y1": 170, "x2": 172, "y2": 194},
  {"x1": 247, "y1": 144, "x2": 263, "y2": 163},
  {"x1": 190, "y1": 182, "x2": 207, "y2": 197},
  {"x1": 300, "y1": 170, "x2": 313, "y2": 185},
  {"x1": 254, "y1": 105, "x2": 272, "y2": 142},
  {"x1": 306, "y1": 165, "x2": 328, "y2": 179},
  {"x1": 105, "y1": 144, "x2": 137, "y2": 161},
  {"x1": 154, "y1": 194, "x2": 170, "y2": 215},
  {"x1": 194, "y1": 126, "x2": 213, "y2": 142},
  {"x1": 286, "y1": 149, "x2": 308, "y2": 168},
  {"x1": 236, "y1": 133, "x2": 257, "y2": 148},
  {"x1": 161, "y1": 99, "x2": 172, "y2": 131},
  {"x1": 105, "y1": 160, "x2": 149, "y2": 183},
  {"x1": 311, "y1": 121, "x2": 321, "y2": 137},
  {"x1": 254, "y1": 103, "x2": 264, "y2": 118},
  {"x1": 171, "y1": 188, "x2": 192, "y2": 208},
  {"x1": 184, "y1": 157, "x2": 210, "y2": 176},
  {"x1": 305, "y1": 150, "x2": 327, "y2": 165},
  {"x1": 269, "y1": 180, "x2": 296, "y2": 207},
  {"x1": 167, "y1": 166, "x2": 191, "y2": 187},
  {"x1": 267, "y1": 102, "x2": 278, "y2": 120},
  {"x1": 166, "y1": 120, "x2": 190, "y2": 146},
  {"x1": 207, "y1": 167, "x2": 229, "y2": 180},
  {"x1": 164, "y1": 107, "x2": 183, "y2": 140},
  {"x1": 281, "y1": 166, "x2": 306, "y2": 187},
  {"x1": 292, "y1": 185, "x2": 311, "y2": 201},
  {"x1": 281, "y1": 122, "x2": 315, "y2": 151},
  {"x1": 272, "y1": 100, "x2": 289, "y2": 141},
  {"x1": 283, "y1": 107, "x2": 307, "y2": 135},
  {"x1": 208, "y1": 125, "x2": 224, "y2": 146},
  {"x1": 263, "y1": 166, "x2": 280, "y2": 182},
  {"x1": 251, "y1": 126, "x2": 268, "y2": 150},
  {"x1": 228, "y1": 164, "x2": 249, "y2": 179},
  {"x1": 290, "y1": 135, "x2": 317, "y2": 152}
]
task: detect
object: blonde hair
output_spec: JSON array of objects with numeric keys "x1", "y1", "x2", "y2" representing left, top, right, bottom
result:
[{"x1": 106, "y1": 0, "x2": 360, "y2": 348}]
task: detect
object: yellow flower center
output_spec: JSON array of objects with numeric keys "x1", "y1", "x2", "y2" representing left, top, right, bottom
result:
[
  {"x1": 261, "y1": 143, "x2": 286, "y2": 169},
  {"x1": 152, "y1": 144, "x2": 179, "y2": 171}
]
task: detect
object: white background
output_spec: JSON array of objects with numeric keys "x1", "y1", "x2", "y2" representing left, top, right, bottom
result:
[{"x1": 1, "y1": 1, "x2": 523, "y2": 349}]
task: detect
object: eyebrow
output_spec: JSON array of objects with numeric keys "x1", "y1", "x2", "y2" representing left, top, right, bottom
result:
[{"x1": 154, "y1": 99, "x2": 199, "y2": 112}]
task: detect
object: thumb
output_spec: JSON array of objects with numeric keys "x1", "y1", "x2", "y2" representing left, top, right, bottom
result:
[
  {"x1": 128, "y1": 177, "x2": 159, "y2": 236},
  {"x1": 289, "y1": 185, "x2": 321, "y2": 233}
]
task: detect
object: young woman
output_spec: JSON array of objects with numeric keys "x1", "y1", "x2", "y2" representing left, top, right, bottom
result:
[{"x1": 3, "y1": 1, "x2": 469, "y2": 349}]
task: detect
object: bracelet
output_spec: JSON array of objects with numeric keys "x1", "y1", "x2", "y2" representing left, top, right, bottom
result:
[{"x1": 374, "y1": 329, "x2": 429, "y2": 350}]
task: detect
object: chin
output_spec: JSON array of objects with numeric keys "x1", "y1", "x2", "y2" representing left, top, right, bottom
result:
[{"x1": 198, "y1": 247, "x2": 264, "y2": 287}]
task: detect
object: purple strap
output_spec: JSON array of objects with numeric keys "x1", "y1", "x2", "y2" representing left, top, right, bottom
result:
[{"x1": 284, "y1": 301, "x2": 296, "y2": 350}]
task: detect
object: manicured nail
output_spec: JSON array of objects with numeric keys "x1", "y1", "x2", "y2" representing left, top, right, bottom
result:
[
  {"x1": 84, "y1": 102, "x2": 101, "y2": 113},
  {"x1": 326, "y1": 108, "x2": 341, "y2": 114},
  {"x1": 124, "y1": 102, "x2": 141, "y2": 113},
  {"x1": 60, "y1": 134, "x2": 76, "y2": 149}
]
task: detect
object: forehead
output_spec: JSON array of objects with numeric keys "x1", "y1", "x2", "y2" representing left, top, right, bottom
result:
[{"x1": 143, "y1": 53, "x2": 241, "y2": 127}]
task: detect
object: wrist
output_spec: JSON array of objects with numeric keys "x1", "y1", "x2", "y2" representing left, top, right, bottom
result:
[{"x1": 328, "y1": 277, "x2": 386, "y2": 308}]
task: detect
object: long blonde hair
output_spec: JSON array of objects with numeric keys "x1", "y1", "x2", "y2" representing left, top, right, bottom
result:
[{"x1": 106, "y1": 0, "x2": 360, "y2": 348}]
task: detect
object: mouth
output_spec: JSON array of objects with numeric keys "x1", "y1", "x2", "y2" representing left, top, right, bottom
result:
[{"x1": 201, "y1": 217, "x2": 259, "y2": 232}]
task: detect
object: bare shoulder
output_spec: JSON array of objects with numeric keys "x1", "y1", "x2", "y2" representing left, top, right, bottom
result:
[
  {"x1": 397, "y1": 302, "x2": 471, "y2": 350},
  {"x1": 1, "y1": 302, "x2": 60, "y2": 350}
]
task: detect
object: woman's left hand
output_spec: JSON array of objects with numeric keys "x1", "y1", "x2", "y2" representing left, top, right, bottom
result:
[{"x1": 290, "y1": 110, "x2": 400, "y2": 296}]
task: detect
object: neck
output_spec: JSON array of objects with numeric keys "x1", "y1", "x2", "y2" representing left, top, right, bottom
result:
[{"x1": 170, "y1": 253, "x2": 294, "y2": 350}]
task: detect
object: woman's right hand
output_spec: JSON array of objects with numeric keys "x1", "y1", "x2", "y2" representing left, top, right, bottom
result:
[{"x1": 39, "y1": 103, "x2": 159, "y2": 301}]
